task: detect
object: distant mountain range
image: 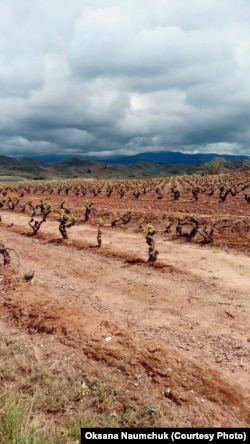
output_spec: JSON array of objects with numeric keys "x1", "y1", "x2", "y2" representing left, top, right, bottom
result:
[
  {"x1": 33, "y1": 151, "x2": 248, "y2": 165},
  {"x1": 97, "y1": 151, "x2": 248, "y2": 165},
  {"x1": 0, "y1": 151, "x2": 248, "y2": 180}
]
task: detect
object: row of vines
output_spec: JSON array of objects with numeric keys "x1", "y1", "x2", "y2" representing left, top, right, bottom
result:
[
  {"x1": 0, "y1": 171, "x2": 250, "y2": 262},
  {"x1": 0, "y1": 171, "x2": 250, "y2": 205}
]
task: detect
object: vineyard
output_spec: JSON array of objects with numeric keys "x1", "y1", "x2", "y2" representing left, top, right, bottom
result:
[
  {"x1": 1, "y1": 170, "x2": 250, "y2": 252},
  {"x1": 0, "y1": 170, "x2": 250, "y2": 440}
]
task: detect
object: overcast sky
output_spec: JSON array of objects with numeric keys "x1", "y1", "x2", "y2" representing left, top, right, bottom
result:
[{"x1": 1, "y1": 0, "x2": 250, "y2": 159}]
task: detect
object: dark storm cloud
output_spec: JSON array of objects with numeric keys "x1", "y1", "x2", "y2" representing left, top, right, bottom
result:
[{"x1": 1, "y1": 0, "x2": 250, "y2": 158}]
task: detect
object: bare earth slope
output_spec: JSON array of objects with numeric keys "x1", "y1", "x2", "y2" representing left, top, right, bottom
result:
[{"x1": 0, "y1": 209, "x2": 249, "y2": 428}]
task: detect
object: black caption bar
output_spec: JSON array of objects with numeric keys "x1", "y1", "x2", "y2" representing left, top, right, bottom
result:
[{"x1": 81, "y1": 428, "x2": 248, "y2": 443}]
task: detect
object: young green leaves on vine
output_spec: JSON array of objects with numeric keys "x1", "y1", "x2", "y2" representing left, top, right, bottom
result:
[
  {"x1": 28, "y1": 199, "x2": 53, "y2": 235},
  {"x1": 143, "y1": 223, "x2": 159, "y2": 262},
  {"x1": 58, "y1": 209, "x2": 76, "y2": 239},
  {"x1": 97, "y1": 218, "x2": 104, "y2": 247}
]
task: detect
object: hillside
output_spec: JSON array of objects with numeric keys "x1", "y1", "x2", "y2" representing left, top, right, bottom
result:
[
  {"x1": 0, "y1": 205, "x2": 249, "y2": 440},
  {"x1": 0, "y1": 151, "x2": 248, "y2": 180}
]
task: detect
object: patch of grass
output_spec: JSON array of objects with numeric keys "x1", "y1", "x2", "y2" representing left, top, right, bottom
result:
[
  {"x1": 0, "y1": 326, "x2": 180, "y2": 442},
  {"x1": 0, "y1": 393, "x2": 60, "y2": 444},
  {"x1": 122, "y1": 407, "x2": 135, "y2": 426}
]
